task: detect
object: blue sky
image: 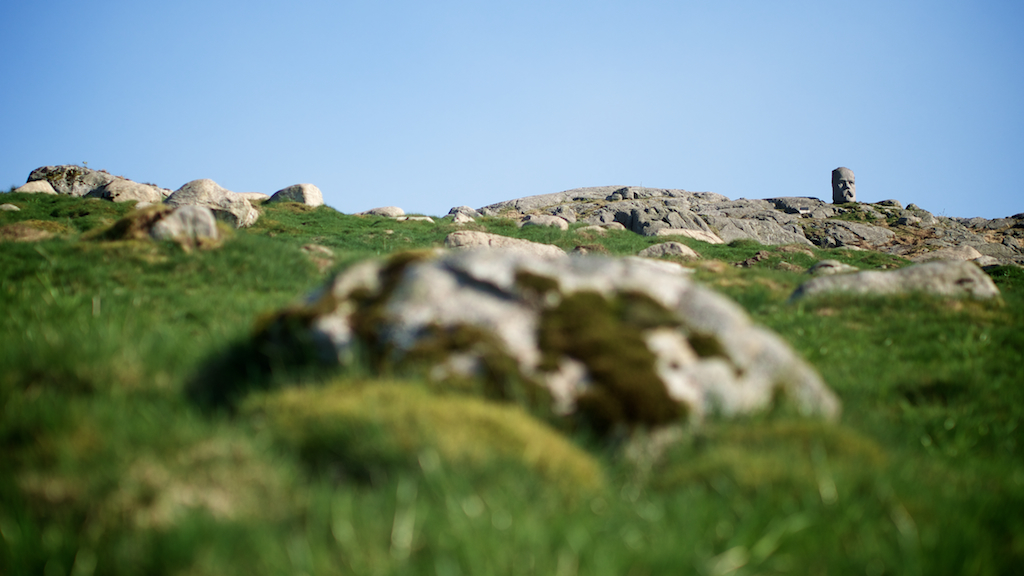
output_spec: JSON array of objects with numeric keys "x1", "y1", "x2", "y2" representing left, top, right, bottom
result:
[{"x1": 2, "y1": 1, "x2": 1022, "y2": 218}]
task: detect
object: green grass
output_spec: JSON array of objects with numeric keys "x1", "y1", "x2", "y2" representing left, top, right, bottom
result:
[{"x1": 2, "y1": 192, "x2": 1023, "y2": 575}]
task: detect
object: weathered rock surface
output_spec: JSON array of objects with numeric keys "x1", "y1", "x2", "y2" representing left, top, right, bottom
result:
[
  {"x1": 791, "y1": 261, "x2": 1000, "y2": 301},
  {"x1": 237, "y1": 250, "x2": 840, "y2": 428},
  {"x1": 803, "y1": 220, "x2": 895, "y2": 249},
  {"x1": 703, "y1": 215, "x2": 812, "y2": 246},
  {"x1": 165, "y1": 179, "x2": 259, "y2": 228},
  {"x1": 655, "y1": 228, "x2": 725, "y2": 244},
  {"x1": 267, "y1": 184, "x2": 323, "y2": 207},
  {"x1": 27, "y1": 165, "x2": 117, "y2": 196},
  {"x1": 150, "y1": 206, "x2": 220, "y2": 242},
  {"x1": 445, "y1": 231, "x2": 567, "y2": 259}
]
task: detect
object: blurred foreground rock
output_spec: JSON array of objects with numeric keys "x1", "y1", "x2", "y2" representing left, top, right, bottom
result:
[{"x1": 222, "y1": 250, "x2": 841, "y2": 430}]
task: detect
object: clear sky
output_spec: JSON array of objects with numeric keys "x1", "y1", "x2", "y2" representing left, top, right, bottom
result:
[{"x1": 2, "y1": 1, "x2": 1022, "y2": 218}]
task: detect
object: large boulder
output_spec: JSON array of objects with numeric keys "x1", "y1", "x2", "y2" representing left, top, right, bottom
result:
[
  {"x1": 215, "y1": 251, "x2": 840, "y2": 429},
  {"x1": 27, "y1": 165, "x2": 117, "y2": 196},
  {"x1": 267, "y1": 184, "x2": 323, "y2": 207},
  {"x1": 165, "y1": 179, "x2": 258, "y2": 228},
  {"x1": 790, "y1": 261, "x2": 1000, "y2": 301}
]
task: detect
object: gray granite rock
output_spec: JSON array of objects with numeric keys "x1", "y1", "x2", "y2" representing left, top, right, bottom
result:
[
  {"x1": 520, "y1": 214, "x2": 569, "y2": 231},
  {"x1": 268, "y1": 184, "x2": 324, "y2": 207},
  {"x1": 359, "y1": 206, "x2": 405, "y2": 217},
  {"x1": 804, "y1": 220, "x2": 895, "y2": 249},
  {"x1": 14, "y1": 180, "x2": 57, "y2": 194},
  {"x1": 445, "y1": 231, "x2": 567, "y2": 259},
  {"x1": 165, "y1": 179, "x2": 259, "y2": 228},
  {"x1": 448, "y1": 206, "x2": 482, "y2": 219},
  {"x1": 791, "y1": 261, "x2": 999, "y2": 301},
  {"x1": 703, "y1": 216, "x2": 813, "y2": 246},
  {"x1": 150, "y1": 205, "x2": 219, "y2": 242},
  {"x1": 88, "y1": 179, "x2": 170, "y2": 203},
  {"x1": 27, "y1": 165, "x2": 117, "y2": 197}
]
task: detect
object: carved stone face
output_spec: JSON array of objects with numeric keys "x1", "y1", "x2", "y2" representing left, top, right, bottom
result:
[{"x1": 832, "y1": 167, "x2": 856, "y2": 204}]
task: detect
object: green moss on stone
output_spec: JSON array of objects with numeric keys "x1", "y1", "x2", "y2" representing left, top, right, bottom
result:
[{"x1": 538, "y1": 291, "x2": 685, "y2": 431}]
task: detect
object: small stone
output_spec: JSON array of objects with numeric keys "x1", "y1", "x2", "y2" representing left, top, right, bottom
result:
[{"x1": 0, "y1": 203, "x2": 20, "y2": 211}]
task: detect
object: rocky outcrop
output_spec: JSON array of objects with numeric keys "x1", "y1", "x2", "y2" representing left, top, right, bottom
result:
[
  {"x1": 267, "y1": 184, "x2": 323, "y2": 207},
  {"x1": 24, "y1": 165, "x2": 172, "y2": 202},
  {"x1": 223, "y1": 250, "x2": 840, "y2": 428},
  {"x1": 473, "y1": 185, "x2": 1023, "y2": 266},
  {"x1": 27, "y1": 165, "x2": 118, "y2": 196},
  {"x1": 790, "y1": 261, "x2": 1000, "y2": 301},
  {"x1": 165, "y1": 179, "x2": 259, "y2": 228}
]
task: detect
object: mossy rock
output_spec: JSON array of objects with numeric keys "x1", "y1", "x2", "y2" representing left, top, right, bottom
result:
[
  {"x1": 538, "y1": 290, "x2": 685, "y2": 431},
  {"x1": 243, "y1": 380, "x2": 605, "y2": 496}
]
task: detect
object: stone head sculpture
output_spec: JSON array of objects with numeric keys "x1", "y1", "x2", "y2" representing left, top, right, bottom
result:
[{"x1": 832, "y1": 167, "x2": 856, "y2": 204}]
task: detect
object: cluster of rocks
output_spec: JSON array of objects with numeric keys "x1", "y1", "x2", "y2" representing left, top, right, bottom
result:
[
  {"x1": 465, "y1": 185, "x2": 1023, "y2": 268},
  {"x1": 12, "y1": 166, "x2": 325, "y2": 237}
]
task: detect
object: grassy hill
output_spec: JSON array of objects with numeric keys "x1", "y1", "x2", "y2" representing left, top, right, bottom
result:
[{"x1": 2, "y1": 191, "x2": 1023, "y2": 575}]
